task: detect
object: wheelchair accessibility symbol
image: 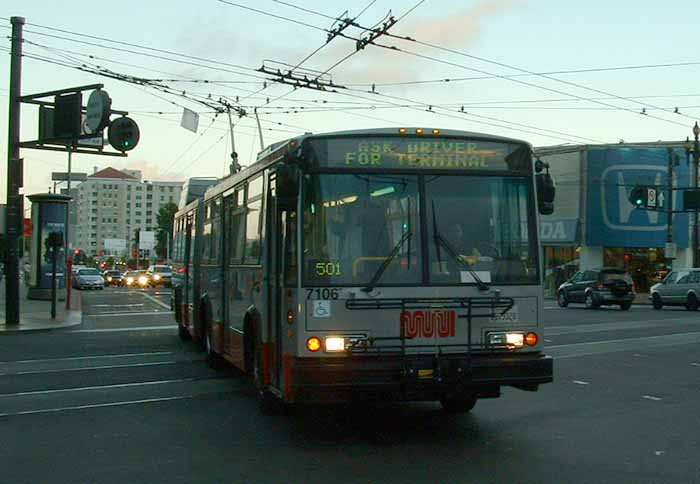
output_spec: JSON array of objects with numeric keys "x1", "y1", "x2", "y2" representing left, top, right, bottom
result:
[{"x1": 313, "y1": 300, "x2": 331, "y2": 318}]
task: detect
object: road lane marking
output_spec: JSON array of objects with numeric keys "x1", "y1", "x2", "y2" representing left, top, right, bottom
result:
[
  {"x1": 88, "y1": 311, "x2": 169, "y2": 318},
  {"x1": 0, "y1": 360, "x2": 197, "y2": 376},
  {"x1": 2, "y1": 351, "x2": 173, "y2": 365},
  {"x1": 692, "y1": 363, "x2": 700, "y2": 367},
  {"x1": 140, "y1": 291, "x2": 171, "y2": 310},
  {"x1": 93, "y1": 303, "x2": 146, "y2": 308},
  {"x1": 549, "y1": 331, "x2": 700, "y2": 359},
  {"x1": 69, "y1": 325, "x2": 177, "y2": 332},
  {"x1": 572, "y1": 380, "x2": 590, "y2": 385},
  {"x1": 642, "y1": 395, "x2": 663, "y2": 401},
  {"x1": 546, "y1": 318, "x2": 699, "y2": 336},
  {"x1": 0, "y1": 376, "x2": 224, "y2": 398},
  {"x1": 0, "y1": 394, "x2": 216, "y2": 418}
]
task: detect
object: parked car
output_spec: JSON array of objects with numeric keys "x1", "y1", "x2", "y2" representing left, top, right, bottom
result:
[
  {"x1": 557, "y1": 268, "x2": 635, "y2": 310},
  {"x1": 102, "y1": 270, "x2": 123, "y2": 287},
  {"x1": 72, "y1": 268, "x2": 105, "y2": 290},
  {"x1": 649, "y1": 268, "x2": 700, "y2": 311},
  {"x1": 124, "y1": 270, "x2": 150, "y2": 289},
  {"x1": 146, "y1": 265, "x2": 173, "y2": 287}
]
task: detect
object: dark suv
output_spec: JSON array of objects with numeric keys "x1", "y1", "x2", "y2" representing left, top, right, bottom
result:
[{"x1": 557, "y1": 268, "x2": 635, "y2": 310}]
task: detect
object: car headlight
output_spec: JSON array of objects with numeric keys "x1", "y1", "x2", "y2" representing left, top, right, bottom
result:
[
  {"x1": 127, "y1": 277, "x2": 134, "y2": 284},
  {"x1": 107, "y1": 276, "x2": 113, "y2": 282},
  {"x1": 153, "y1": 274, "x2": 161, "y2": 281},
  {"x1": 138, "y1": 276, "x2": 148, "y2": 285}
]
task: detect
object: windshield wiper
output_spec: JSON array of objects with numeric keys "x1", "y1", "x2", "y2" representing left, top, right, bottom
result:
[
  {"x1": 431, "y1": 201, "x2": 490, "y2": 291},
  {"x1": 361, "y1": 230, "x2": 413, "y2": 293}
]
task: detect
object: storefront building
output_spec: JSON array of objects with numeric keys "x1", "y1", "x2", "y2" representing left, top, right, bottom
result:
[{"x1": 538, "y1": 142, "x2": 691, "y2": 297}]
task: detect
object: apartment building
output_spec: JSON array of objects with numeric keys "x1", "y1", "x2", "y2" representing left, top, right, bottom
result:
[{"x1": 74, "y1": 167, "x2": 183, "y2": 256}]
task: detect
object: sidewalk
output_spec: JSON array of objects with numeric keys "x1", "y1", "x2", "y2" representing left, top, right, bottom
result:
[{"x1": 0, "y1": 277, "x2": 82, "y2": 333}]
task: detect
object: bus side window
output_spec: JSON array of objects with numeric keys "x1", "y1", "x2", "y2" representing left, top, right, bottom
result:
[
  {"x1": 244, "y1": 199, "x2": 262, "y2": 264},
  {"x1": 284, "y1": 211, "x2": 298, "y2": 286},
  {"x1": 229, "y1": 189, "x2": 246, "y2": 265}
]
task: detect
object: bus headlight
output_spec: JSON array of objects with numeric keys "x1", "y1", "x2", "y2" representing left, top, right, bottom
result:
[
  {"x1": 324, "y1": 337, "x2": 345, "y2": 352},
  {"x1": 488, "y1": 332, "x2": 524, "y2": 348}
]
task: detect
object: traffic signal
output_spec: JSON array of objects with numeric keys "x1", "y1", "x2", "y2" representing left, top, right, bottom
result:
[
  {"x1": 74, "y1": 249, "x2": 80, "y2": 256},
  {"x1": 629, "y1": 185, "x2": 646, "y2": 207},
  {"x1": 108, "y1": 116, "x2": 140, "y2": 152}
]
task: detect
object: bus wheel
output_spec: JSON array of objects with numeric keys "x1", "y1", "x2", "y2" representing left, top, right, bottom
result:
[
  {"x1": 178, "y1": 323, "x2": 190, "y2": 342},
  {"x1": 205, "y1": 325, "x2": 224, "y2": 369},
  {"x1": 440, "y1": 392, "x2": 478, "y2": 413},
  {"x1": 253, "y1": 339, "x2": 284, "y2": 415}
]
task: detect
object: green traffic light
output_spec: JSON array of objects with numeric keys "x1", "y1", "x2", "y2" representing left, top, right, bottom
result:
[{"x1": 635, "y1": 198, "x2": 643, "y2": 206}]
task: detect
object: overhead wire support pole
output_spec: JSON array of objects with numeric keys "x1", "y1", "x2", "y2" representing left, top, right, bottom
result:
[
  {"x1": 5, "y1": 16, "x2": 25, "y2": 327},
  {"x1": 254, "y1": 108, "x2": 264, "y2": 151}
]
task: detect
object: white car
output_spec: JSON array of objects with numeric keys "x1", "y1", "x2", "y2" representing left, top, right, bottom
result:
[{"x1": 73, "y1": 268, "x2": 105, "y2": 290}]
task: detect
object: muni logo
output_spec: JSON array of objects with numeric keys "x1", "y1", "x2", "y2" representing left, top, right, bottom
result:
[{"x1": 400, "y1": 310, "x2": 456, "y2": 338}]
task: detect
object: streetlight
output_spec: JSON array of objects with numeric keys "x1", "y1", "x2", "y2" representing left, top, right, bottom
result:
[{"x1": 684, "y1": 122, "x2": 700, "y2": 267}]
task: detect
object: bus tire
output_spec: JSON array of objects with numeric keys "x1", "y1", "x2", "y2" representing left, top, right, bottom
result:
[
  {"x1": 205, "y1": 324, "x2": 224, "y2": 369},
  {"x1": 253, "y1": 335, "x2": 284, "y2": 415},
  {"x1": 440, "y1": 392, "x2": 478, "y2": 413},
  {"x1": 197, "y1": 300, "x2": 211, "y2": 351},
  {"x1": 178, "y1": 323, "x2": 191, "y2": 342}
]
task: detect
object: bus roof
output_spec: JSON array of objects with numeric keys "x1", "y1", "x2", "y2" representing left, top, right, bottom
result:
[{"x1": 299, "y1": 127, "x2": 531, "y2": 147}]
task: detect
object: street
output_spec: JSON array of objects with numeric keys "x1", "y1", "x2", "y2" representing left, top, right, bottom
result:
[{"x1": 0, "y1": 290, "x2": 699, "y2": 484}]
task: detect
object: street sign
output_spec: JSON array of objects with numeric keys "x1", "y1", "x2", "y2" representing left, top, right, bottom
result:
[
  {"x1": 665, "y1": 242, "x2": 677, "y2": 259},
  {"x1": 53, "y1": 92, "x2": 82, "y2": 139},
  {"x1": 51, "y1": 172, "x2": 88, "y2": 182},
  {"x1": 85, "y1": 89, "x2": 112, "y2": 132},
  {"x1": 139, "y1": 230, "x2": 155, "y2": 250},
  {"x1": 181, "y1": 108, "x2": 199, "y2": 133},
  {"x1": 647, "y1": 188, "x2": 657, "y2": 208}
]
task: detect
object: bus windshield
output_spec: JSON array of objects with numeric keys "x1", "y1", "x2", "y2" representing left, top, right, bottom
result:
[
  {"x1": 303, "y1": 173, "x2": 422, "y2": 286},
  {"x1": 302, "y1": 172, "x2": 538, "y2": 286},
  {"x1": 426, "y1": 175, "x2": 538, "y2": 285}
]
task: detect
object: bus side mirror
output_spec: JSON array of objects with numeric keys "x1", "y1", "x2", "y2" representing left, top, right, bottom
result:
[
  {"x1": 536, "y1": 172, "x2": 555, "y2": 215},
  {"x1": 275, "y1": 164, "x2": 299, "y2": 210}
]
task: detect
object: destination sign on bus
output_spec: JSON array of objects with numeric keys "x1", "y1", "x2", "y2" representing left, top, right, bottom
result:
[{"x1": 306, "y1": 137, "x2": 530, "y2": 172}]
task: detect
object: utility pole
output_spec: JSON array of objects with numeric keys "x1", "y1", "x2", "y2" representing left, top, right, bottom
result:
[
  {"x1": 685, "y1": 123, "x2": 700, "y2": 267},
  {"x1": 694, "y1": 125, "x2": 699, "y2": 268},
  {"x1": 667, "y1": 148, "x2": 675, "y2": 268},
  {"x1": 4, "y1": 17, "x2": 25, "y2": 326}
]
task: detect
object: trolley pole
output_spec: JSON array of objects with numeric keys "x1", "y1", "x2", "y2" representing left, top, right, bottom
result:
[{"x1": 4, "y1": 16, "x2": 25, "y2": 327}]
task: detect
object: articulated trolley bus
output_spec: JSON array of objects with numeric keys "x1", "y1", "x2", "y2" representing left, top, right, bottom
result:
[{"x1": 172, "y1": 127, "x2": 555, "y2": 413}]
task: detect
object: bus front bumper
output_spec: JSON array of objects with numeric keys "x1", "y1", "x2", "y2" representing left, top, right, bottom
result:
[{"x1": 289, "y1": 352, "x2": 553, "y2": 403}]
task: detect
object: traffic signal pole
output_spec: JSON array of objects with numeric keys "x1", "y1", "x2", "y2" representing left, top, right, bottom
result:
[{"x1": 4, "y1": 17, "x2": 25, "y2": 327}]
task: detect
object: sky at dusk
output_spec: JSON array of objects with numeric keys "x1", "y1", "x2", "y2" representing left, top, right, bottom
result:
[{"x1": 2, "y1": 0, "x2": 700, "y2": 203}]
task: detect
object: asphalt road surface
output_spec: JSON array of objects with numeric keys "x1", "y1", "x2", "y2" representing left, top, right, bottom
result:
[{"x1": 1, "y1": 289, "x2": 699, "y2": 484}]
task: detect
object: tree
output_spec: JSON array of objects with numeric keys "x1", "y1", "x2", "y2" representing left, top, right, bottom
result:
[{"x1": 155, "y1": 202, "x2": 178, "y2": 259}]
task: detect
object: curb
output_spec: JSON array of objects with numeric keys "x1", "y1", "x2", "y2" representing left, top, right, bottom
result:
[{"x1": 0, "y1": 293, "x2": 84, "y2": 334}]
